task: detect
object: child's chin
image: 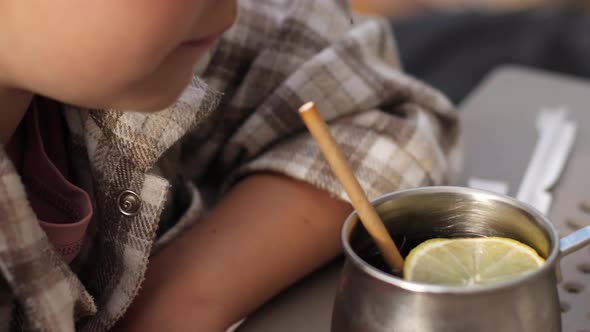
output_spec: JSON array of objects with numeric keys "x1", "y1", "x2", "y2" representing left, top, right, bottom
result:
[{"x1": 90, "y1": 71, "x2": 194, "y2": 112}]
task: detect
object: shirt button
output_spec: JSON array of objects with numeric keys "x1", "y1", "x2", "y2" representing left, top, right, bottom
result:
[{"x1": 117, "y1": 190, "x2": 142, "y2": 216}]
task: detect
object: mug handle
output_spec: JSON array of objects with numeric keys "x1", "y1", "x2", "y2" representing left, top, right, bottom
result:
[
  {"x1": 559, "y1": 225, "x2": 590, "y2": 256},
  {"x1": 555, "y1": 226, "x2": 590, "y2": 283}
]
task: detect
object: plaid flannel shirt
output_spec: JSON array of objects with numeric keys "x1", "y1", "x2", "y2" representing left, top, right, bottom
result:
[{"x1": 0, "y1": 0, "x2": 461, "y2": 330}]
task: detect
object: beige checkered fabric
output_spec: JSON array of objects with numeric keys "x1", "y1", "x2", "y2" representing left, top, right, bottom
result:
[{"x1": 0, "y1": 0, "x2": 461, "y2": 330}]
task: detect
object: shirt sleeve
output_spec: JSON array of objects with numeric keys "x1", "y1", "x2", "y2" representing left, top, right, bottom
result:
[{"x1": 201, "y1": 0, "x2": 462, "y2": 201}]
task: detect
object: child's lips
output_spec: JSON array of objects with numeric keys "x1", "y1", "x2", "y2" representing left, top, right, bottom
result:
[
  {"x1": 181, "y1": 34, "x2": 219, "y2": 51},
  {"x1": 183, "y1": 20, "x2": 233, "y2": 49},
  {"x1": 179, "y1": 21, "x2": 233, "y2": 56}
]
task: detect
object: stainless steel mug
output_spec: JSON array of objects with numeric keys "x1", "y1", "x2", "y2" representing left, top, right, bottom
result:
[{"x1": 332, "y1": 187, "x2": 590, "y2": 332}]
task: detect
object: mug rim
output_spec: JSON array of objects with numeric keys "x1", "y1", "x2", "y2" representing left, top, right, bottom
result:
[{"x1": 341, "y1": 186, "x2": 561, "y2": 294}]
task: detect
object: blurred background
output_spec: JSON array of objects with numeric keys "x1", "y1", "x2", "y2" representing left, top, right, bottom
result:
[
  {"x1": 351, "y1": 0, "x2": 585, "y2": 18},
  {"x1": 350, "y1": 0, "x2": 590, "y2": 103}
]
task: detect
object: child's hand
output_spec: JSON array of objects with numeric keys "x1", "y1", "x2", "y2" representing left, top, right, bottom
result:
[{"x1": 114, "y1": 173, "x2": 351, "y2": 331}]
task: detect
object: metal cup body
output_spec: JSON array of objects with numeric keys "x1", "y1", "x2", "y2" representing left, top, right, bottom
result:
[{"x1": 332, "y1": 187, "x2": 562, "y2": 332}]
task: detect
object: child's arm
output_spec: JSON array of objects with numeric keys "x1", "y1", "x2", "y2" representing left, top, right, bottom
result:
[
  {"x1": 120, "y1": 0, "x2": 461, "y2": 330},
  {"x1": 116, "y1": 173, "x2": 352, "y2": 331}
]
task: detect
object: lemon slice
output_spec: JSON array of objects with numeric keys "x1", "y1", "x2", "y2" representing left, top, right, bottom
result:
[{"x1": 403, "y1": 237, "x2": 544, "y2": 286}]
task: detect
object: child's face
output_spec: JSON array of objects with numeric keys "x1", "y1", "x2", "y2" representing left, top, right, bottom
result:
[{"x1": 0, "y1": 0, "x2": 237, "y2": 111}]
